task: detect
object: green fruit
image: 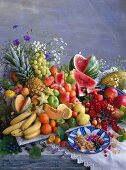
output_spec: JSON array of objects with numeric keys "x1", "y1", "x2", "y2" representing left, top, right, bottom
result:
[
  {"x1": 60, "y1": 123, "x2": 69, "y2": 131},
  {"x1": 53, "y1": 89, "x2": 60, "y2": 97},
  {"x1": 48, "y1": 95, "x2": 59, "y2": 109},
  {"x1": 118, "y1": 135, "x2": 124, "y2": 142},
  {"x1": 68, "y1": 117, "x2": 76, "y2": 128},
  {"x1": 56, "y1": 118, "x2": 65, "y2": 124}
]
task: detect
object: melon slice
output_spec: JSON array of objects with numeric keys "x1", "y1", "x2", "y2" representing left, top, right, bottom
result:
[
  {"x1": 55, "y1": 72, "x2": 64, "y2": 86},
  {"x1": 69, "y1": 54, "x2": 99, "y2": 79},
  {"x1": 69, "y1": 54, "x2": 90, "y2": 72},
  {"x1": 44, "y1": 104, "x2": 63, "y2": 120},
  {"x1": 74, "y1": 69, "x2": 97, "y2": 88},
  {"x1": 14, "y1": 94, "x2": 25, "y2": 112},
  {"x1": 13, "y1": 94, "x2": 31, "y2": 113},
  {"x1": 20, "y1": 97, "x2": 31, "y2": 113},
  {"x1": 76, "y1": 83, "x2": 85, "y2": 97}
]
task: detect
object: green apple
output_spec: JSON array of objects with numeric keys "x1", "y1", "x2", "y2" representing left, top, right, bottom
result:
[
  {"x1": 53, "y1": 89, "x2": 60, "y2": 97},
  {"x1": 48, "y1": 95, "x2": 59, "y2": 108},
  {"x1": 73, "y1": 103, "x2": 85, "y2": 114}
]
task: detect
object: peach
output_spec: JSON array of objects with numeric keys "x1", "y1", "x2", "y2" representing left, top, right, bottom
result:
[
  {"x1": 21, "y1": 87, "x2": 29, "y2": 96},
  {"x1": 44, "y1": 76, "x2": 54, "y2": 86},
  {"x1": 104, "y1": 87, "x2": 118, "y2": 100}
]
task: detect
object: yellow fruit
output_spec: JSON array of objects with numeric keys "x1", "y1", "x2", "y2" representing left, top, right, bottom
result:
[
  {"x1": 11, "y1": 128, "x2": 23, "y2": 137},
  {"x1": 47, "y1": 134, "x2": 56, "y2": 144},
  {"x1": 54, "y1": 137, "x2": 61, "y2": 145},
  {"x1": 76, "y1": 113, "x2": 90, "y2": 126},
  {"x1": 23, "y1": 120, "x2": 41, "y2": 136},
  {"x1": 21, "y1": 113, "x2": 37, "y2": 131},
  {"x1": 10, "y1": 111, "x2": 32, "y2": 125},
  {"x1": 100, "y1": 71, "x2": 126, "y2": 89},
  {"x1": 73, "y1": 103, "x2": 85, "y2": 114},
  {"x1": 57, "y1": 104, "x2": 72, "y2": 119},
  {"x1": 26, "y1": 77, "x2": 45, "y2": 96},
  {"x1": 4, "y1": 90, "x2": 16, "y2": 98},
  {"x1": 24, "y1": 129, "x2": 40, "y2": 140},
  {"x1": 3, "y1": 120, "x2": 26, "y2": 135}
]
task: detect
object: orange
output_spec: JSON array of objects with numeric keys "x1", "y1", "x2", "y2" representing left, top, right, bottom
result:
[
  {"x1": 69, "y1": 90, "x2": 76, "y2": 98},
  {"x1": 50, "y1": 120, "x2": 56, "y2": 128},
  {"x1": 53, "y1": 127, "x2": 58, "y2": 133},
  {"x1": 54, "y1": 136, "x2": 61, "y2": 145},
  {"x1": 64, "y1": 83, "x2": 72, "y2": 92},
  {"x1": 59, "y1": 87, "x2": 66, "y2": 94},
  {"x1": 21, "y1": 87, "x2": 29, "y2": 96},
  {"x1": 39, "y1": 113, "x2": 49, "y2": 124},
  {"x1": 41, "y1": 124, "x2": 52, "y2": 135},
  {"x1": 50, "y1": 66, "x2": 58, "y2": 75},
  {"x1": 47, "y1": 134, "x2": 56, "y2": 144}
]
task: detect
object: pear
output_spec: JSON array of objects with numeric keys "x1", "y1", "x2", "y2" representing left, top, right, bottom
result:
[
  {"x1": 73, "y1": 103, "x2": 85, "y2": 114},
  {"x1": 76, "y1": 113, "x2": 90, "y2": 126}
]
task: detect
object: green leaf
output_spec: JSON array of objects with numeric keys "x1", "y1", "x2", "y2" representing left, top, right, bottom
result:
[
  {"x1": 57, "y1": 126, "x2": 65, "y2": 140},
  {"x1": 29, "y1": 146, "x2": 41, "y2": 159}
]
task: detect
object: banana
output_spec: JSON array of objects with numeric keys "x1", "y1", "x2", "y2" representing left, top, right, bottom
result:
[
  {"x1": 24, "y1": 129, "x2": 41, "y2": 140},
  {"x1": 23, "y1": 120, "x2": 41, "y2": 136},
  {"x1": 11, "y1": 128, "x2": 23, "y2": 137},
  {"x1": 3, "y1": 120, "x2": 26, "y2": 135},
  {"x1": 21, "y1": 113, "x2": 37, "y2": 131},
  {"x1": 10, "y1": 111, "x2": 32, "y2": 125}
]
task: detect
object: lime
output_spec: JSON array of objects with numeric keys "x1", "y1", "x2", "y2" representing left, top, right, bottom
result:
[{"x1": 68, "y1": 117, "x2": 76, "y2": 128}]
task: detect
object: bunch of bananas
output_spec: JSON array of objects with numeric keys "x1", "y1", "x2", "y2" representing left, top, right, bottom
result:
[{"x1": 2, "y1": 111, "x2": 41, "y2": 140}]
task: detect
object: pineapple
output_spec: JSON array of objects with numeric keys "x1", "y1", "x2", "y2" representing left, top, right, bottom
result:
[
  {"x1": 4, "y1": 45, "x2": 34, "y2": 83},
  {"x1": 26, "y1": 77, "x2": 45, "y2": 96}
]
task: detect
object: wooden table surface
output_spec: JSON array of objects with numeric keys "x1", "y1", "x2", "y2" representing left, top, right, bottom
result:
[{"x1": 0, "y1": 0, "x2": 126, "y2": 169}]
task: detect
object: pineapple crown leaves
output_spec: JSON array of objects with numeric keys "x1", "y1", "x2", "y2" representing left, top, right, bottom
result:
[{"x1": 4, "y1": 45, "x2": 34, "y2": 83}]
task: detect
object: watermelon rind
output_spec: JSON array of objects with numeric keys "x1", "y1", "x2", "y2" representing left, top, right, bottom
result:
[
  {"x1": 84, "y1": 55, "x2": 98, "y2": 73},
  {"x1": 69, "y1": 54, "x2": 88, "y2": 72},
  {"x1": 84, "y1": 59, "x2": 99, "y2": 74}
]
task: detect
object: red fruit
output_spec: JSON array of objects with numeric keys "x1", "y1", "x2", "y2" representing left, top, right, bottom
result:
[
  {"x1": 59, "y1": 92, "x2": 70, "y2": 105},
  {"x1": 59, "y1": 87, "x2": 66, "y2": 94},
  {"x1": 72, "y1": 85, "x2": 76, "y2": 91},
  {"x1": 60, "y1": 141, "x2": 67, "y2": 147},
  {"x1": 72, "y1": 111, "x2": 78, "y2": 118},
  {"x1": 113, "y1": 95, "x2": 126, "y2": 108},
  {"x1": 50, "y1": 83, "x2": 59, "y2": 90},
  {"x1": 104, "y1": 87, "x2": 118, "y2": 100},
  {"x1": 70, "y1": 96, "x2": 80, "y2": 104},
  {"x1": 64, "y1": 83, "x2": 72, "y2": 92},
  {"x1": 44, "y1": 76, "x2": 54, "y2": 86},
  {"x1": 95, "y1": 94, "x2": 103, "y2": 102},
  {"x1": 69, "y1": 90, "x2": 76, "y2": 98},
  {"x1": 55, "y1": 72, "x2": 64, "y2": 86}
]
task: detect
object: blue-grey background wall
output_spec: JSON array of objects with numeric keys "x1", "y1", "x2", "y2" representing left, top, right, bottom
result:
[{"x1": 0, "y1": 0, "x2": 126, "y2": 68}]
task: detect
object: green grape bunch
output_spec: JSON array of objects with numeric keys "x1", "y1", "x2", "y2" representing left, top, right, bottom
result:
[{"x1": 30, "y1": 51, "x2": 51, "y2": 79}]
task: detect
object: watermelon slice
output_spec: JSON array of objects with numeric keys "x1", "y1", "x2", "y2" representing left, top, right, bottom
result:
[
  {"x1": 74, "y1": 69, "x2": 97, "y2": 88},
  {"x1": 76, "y1": 83, "x2": 85, "y2": 97},
  {"x1": 69, "y1": 54, "x2": 99, "y2": 79},
  {"x1": 55, "y1": 72, "x2": 64, "y2": 86},
  {"x1": 69, "y1": 54, "x2": 90, "y2": 72}
]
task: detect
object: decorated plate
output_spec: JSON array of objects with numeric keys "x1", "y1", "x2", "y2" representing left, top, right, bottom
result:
[{"x1": 68, "y1": 126, "x2": 110, "y2": 154}]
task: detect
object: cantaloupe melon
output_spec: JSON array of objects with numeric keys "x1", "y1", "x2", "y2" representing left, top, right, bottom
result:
[{"x1": 44, "y1": 104, "x2": 63, "y2": 120}]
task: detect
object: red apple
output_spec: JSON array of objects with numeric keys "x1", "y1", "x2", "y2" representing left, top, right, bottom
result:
[
  {"x1": 59, "y1": 92, "x2": 70, "y2": 105},
  {"x1": 70, "y1": 96, "x2": 80, "y2": 104},
  {"x1": 95, "y1": 94, "x2": 103, "y2": 102},
  {"x1": 113, "y1": 95, "x2": 126, "y2": 108},
  {"x1": 111, "y1": 108, "x2": 124, "y2": 120},
  {"x1": 104, "y1": 87, "x2": 118, "y2": 99}
]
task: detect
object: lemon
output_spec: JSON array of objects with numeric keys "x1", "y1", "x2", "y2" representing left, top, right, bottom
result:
[{"x1": 57, "y1": 104, "x2": 72, "y2": 119}]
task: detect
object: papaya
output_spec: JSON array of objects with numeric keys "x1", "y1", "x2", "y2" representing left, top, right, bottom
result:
[
  {"x1": 44, "y1": 104, "x2": 63, "y2": 120},
  {"x1": 100, "y1": 71, "x2": 126, "y2": 90}
]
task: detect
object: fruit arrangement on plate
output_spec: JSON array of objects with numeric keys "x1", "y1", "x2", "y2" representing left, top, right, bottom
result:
[{"x1": 0, "y1": 36, "x2": 126, "y2": 157}]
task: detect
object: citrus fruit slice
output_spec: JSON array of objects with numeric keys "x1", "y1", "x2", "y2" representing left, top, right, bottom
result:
[{"x1": 57, "y1": 104, "x2": 72, "y2": 119}]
